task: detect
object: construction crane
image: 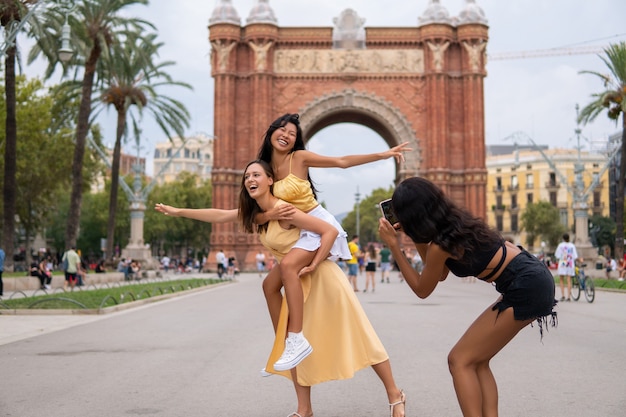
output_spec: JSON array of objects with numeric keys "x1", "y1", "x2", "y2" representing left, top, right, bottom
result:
[{"x1": 488, "y1": 44, "x2": 606, "y2": 61}]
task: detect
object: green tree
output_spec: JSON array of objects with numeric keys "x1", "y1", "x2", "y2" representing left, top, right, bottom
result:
[
  {"x1": 1, "y1": 0, "x2": 35, "y2": 270},
  {"x1": 28, "y1": 0, "x2": 153, "y2": 249},
  {"x1": 145, "y1": 172, "x2": 212, "y2": 259},
  {"x1": 94, "y1": 31, "x2": 191, "y2": 260},
  {"x1": 589, "y1": 214, "x2": 616, "y2": 255},
  {"x1": 0, "y1": 76, "x2": 78, "y2": 265},
  {"x1": 341, "y1": 186, "x2": 394, "y2": 245},
  {"x1": 520, "y1": 201, "x2": 566, "y2": 250},
  {"x1": 578, "y1": 42, "x2": 626, "y2": 260},
  {"x1": 77, "y1": 183, "x2": 130, "y2": 262}
]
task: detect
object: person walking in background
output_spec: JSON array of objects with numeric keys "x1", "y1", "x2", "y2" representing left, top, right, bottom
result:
[
  {"x1": 61, "y1": 246, "x2": 81, "y2": 290},
  {"x1": 215, "y1": 249, "x2": 226, "y2": 279},
  {"x1": 0, "y1": 246, "x2": 5, "y2": 297},
  {"x1": 347, "y1": 235, "x2": 360, "y2": 291},
  {"x1": 379, "y1": 176, "x2": 555, "y2": 417},
  {"x1": 605, "y1": 257, "x2": 617, "y2": 279},
  {"x1": 255, "y1": 250, "x2": 266, "y2": 278},
  {"x1": 379, "y1": 244, "x2": 391, "y2": 283},
  {"x1": 554, "y1": 233, "x2": 578, "y2": 302},
  {"x1": 363, "y1": 244, "x2": 377, "y2": 292},
  {"x1": 161, "y1": 255, "x2": 171, "y2": 273}
]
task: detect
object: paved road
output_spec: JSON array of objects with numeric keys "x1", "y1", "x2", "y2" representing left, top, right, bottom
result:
[{"x1": 0, "y1": 272, "x2": 624, "y2": 416}]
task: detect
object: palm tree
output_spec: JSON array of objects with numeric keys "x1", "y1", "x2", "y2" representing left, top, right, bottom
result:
[
  {"x1": 1, "y1": 0, "x2": 36, "y2": 271},
  {"x1": 94, "y1": 31, "x2": 191, "y2": 260},
  {"x1": 28, "y1": 0, "x2": 153, "y2": 248},
  {"x1": 578, "y1": 42, "x2": 626, "y2": 259}
]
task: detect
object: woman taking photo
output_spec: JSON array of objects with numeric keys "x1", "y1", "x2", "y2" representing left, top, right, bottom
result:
[{"x1": 378, "y1": 176, "x2": 556, "y2": 417}]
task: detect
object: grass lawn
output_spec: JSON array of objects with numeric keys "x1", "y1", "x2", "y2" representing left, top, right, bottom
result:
[{"x1": 0, "y1": 278, "x2": 223, "y2": 310}]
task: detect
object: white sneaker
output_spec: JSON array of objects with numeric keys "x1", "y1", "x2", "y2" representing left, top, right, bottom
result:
[
  {"x1": 260, "y1": 368, "x2": 273, "y2": 377},
  {"x1": 273, "y1": 335, "x2": 312, "y2": 371}
]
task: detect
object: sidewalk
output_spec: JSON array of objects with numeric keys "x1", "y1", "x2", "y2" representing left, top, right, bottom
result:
[{"x1": 0, "y1": 271, "x2": 228, "y2": 346}]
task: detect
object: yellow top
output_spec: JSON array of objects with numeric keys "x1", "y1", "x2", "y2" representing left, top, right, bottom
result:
[
  {"x1": 347, "y1": 241, "x2": 359, "y2": 264},
  {"x1": 261, "y1": 201, "x2": 388, "y2": 386},
  {"x1": 272, "y1": 153, "x2": 318, "y2": 212}
]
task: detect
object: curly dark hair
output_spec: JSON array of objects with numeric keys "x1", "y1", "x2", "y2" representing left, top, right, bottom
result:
[
  {"x1": 391, "y1": 177, "x2": 502, "y2": 262},
  {"x1": 238, "y1": 160, "x2": 274, "y2": 234},
  {"x1": 256, "y1": 113, "x2": 317, "y2": 199}
]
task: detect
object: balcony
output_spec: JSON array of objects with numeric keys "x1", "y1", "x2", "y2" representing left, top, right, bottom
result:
[
  {"x1": 507, "y1": 184, "x2": 519, "y2": 192},
  {"x1": 493, "y1": 186, "x2": 505, "y2": 193},
  {"x1": 545, "y1": 181, "x2": 560, "y2": 190},
  {"x1": 492, "y1": 204, "x2": 506, "y2": 213}
]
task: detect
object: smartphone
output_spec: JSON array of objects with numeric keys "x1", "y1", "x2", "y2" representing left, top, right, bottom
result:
[{"x1": 379, "y1": 198, "x2": 399, "y2": 225}]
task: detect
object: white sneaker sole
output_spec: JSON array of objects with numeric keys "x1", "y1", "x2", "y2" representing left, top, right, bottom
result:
[{"x1": 273, "y1": 344, "x2": 313, "y2": 371}]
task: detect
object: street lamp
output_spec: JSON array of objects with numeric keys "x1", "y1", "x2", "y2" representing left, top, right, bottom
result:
[
  {"x1": 0, "y1": 0, "x2": 75, "y2": 60},
  {"x1": 58, "y1": 18, "x2": 73, "y2": 63}
]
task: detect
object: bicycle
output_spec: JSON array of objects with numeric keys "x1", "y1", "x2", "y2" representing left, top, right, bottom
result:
[{"x1": 571, "y1": 263, "x2": 595, "y2": 303}]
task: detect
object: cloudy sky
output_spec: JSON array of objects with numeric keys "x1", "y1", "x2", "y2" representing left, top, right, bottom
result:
[{"x1": 31, "y1": 0, "x2": 626, "y2": 215}]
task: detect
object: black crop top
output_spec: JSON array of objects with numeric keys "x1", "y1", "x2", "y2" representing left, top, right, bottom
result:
[{"x1": 445, "y1": 240, "x2": 506, "y2": 281}]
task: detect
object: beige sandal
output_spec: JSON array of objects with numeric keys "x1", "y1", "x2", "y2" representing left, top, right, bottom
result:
[
  {"x1": 389, "y1": 389, "x2": 406, "y2": 417},
  {"x1": 287, "y1": 413, "x2": 313, "y2": 417}
]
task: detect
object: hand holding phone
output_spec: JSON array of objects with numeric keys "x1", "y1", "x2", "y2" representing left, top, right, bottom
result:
[{"x1": 379, "y1": 198, "x2": 399, "y2": 225}]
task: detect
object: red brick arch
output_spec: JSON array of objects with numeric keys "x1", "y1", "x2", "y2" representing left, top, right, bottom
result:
[{"x1": 208, "y1": 17, "x2": 488, "y2": 269}]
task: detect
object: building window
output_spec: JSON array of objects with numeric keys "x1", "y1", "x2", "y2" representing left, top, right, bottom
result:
[
  {"x1": 511, "y1": 175, "x2": 518, "y2": 189},
  {"x1": 496, "y1": 215, "x2": 503, "y2": 232},
  {"x1": 527, "y1": 193, "x2": 533, "y2": 203},
  {"x1": 549, "y1": 191, "x2": 557, "y2": 206},
  {"x1": 549, "y1": 172, "x2": 557, "y2": 186},
  {"x1": 594, "y1": 191, "x2": 601, "y2": 207},
  {"x1": 496, "y1": 195, "x2": 503, "y2": 208},
  {"x1": 496, "y1": 177, "x2": 502, "y2": 191},
  {"x1": 511, "y1": 194, "x2": 517, "y2": 209},
  {"x1": 526, "y1": 173, "x2": 533, "y2": 189},
  {"x1": 511, "y1": 214, "x2": 518, "y2": 232}
]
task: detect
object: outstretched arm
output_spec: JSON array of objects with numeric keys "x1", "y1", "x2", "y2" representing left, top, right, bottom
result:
[
  {"x1": 298, "y1": 141, "x2": 411, "y2": 169},
  {"x1": 155, "y1": 203, "x2": 237, "y2": 224}
]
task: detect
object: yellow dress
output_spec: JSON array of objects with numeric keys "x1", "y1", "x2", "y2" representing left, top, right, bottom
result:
[{"x1": 261, "y1": 203, "x2": 389, "y2": 386}]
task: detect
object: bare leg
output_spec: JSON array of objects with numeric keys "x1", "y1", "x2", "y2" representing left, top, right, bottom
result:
[
  {"x1": 279, "y1": 248, "x2": 316, "y2": 333},
  {"x1": 566, "y1": 275, "x2": 572, "y2": 299},
  {"x1": 558, "y1": 275, "x2": 565, "y2": 299},
  {"x1": 290, "y1": 368, "x2": 313, "y2": 417},
  {"x1": 447, "y1": 304, "x2": 533, "y2": 417},
  {"x1": 262, "y1": 267, "x2": 283, "y2": 332},
  {"x1": 371, "y1": 359, "x2": 405, "y2": 417}
]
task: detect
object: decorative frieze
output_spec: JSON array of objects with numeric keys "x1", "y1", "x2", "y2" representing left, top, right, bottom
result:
[{"x1": 273, "y1": 49, "x2": 424, "y2": 74}]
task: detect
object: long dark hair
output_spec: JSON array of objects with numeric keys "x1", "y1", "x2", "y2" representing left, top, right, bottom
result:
[
  {"x1": 238, "y1": 160, "x2": 274, "y2": 234},
  {"x1": 391, "y1": 177, "x2": 502, "y2": 261},
  {"x1": 256, "y1": 113, "x2": 317, "y2": 199}
]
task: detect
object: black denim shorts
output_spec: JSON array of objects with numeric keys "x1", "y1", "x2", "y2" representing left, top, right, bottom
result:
[{"x1": 492, "y1": 250, "x2": 557, "y2": 335}]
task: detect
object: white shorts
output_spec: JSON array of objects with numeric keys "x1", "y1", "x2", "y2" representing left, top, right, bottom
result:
[{"x1": 292, "y1": 205, "x2": 351, "y2": 261}]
